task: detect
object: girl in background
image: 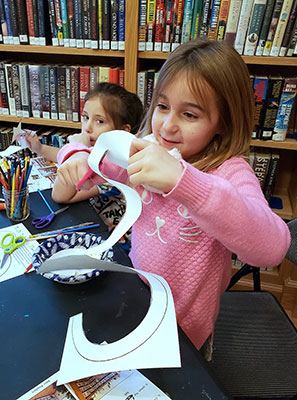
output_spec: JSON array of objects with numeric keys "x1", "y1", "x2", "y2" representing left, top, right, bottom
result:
[{"x1": 53, "y1": 39, "x2": 290, "y2": 358}]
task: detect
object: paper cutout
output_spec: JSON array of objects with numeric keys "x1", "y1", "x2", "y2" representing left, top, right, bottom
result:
[
  {"x1": 39, "y1": 130, "x2": 142, "y2": 272},
  {"x1": 55, "y1": 263, "x2": 180, "y2": 385}
]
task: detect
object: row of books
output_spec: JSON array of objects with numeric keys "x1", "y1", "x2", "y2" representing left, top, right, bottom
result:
[
  {"x1": 137, "y1": 69, "x2": 297, "y2": 141},
  {"x1": 0, "y1": 124, "x2": 78, "y2": 152},
  {"x1": 0, "y1": 61, "x2": 125, "y2": 121},
  {"x1": 138, "y1": 0, "x2": 297, "y2": 57},
  {"x1": 250, "y1": 148, "x2": 280, "y2": 204},
  {"x1": 0, "y1": 0, "x2": 125, "y2": 49}
]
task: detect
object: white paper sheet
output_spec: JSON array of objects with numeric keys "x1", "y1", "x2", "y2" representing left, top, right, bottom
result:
[
  {"x1": 56, "y1": 265, "x2": 180, "y2": 385},
  {"x1": 0, "y1": 223, "x2": 38, "y2": 282}
]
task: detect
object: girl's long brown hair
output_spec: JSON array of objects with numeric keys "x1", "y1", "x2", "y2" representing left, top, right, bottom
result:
[{"x1": 139, "y1": 38, "x2": 255, "y2": 172}]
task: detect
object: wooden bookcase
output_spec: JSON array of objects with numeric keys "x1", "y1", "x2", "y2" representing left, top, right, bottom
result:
[{"x1": 0, "y1": 0, "x2": 296, "y2": 317}]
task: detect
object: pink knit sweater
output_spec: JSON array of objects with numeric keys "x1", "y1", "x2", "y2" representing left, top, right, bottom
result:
[{"x1": 58, "y1": 144, "x2": 291, "y2": 349}]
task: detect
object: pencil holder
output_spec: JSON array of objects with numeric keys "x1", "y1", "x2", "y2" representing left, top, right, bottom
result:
[{"x1": 2, "y1": 186, "x2": 30, "y2": 222}]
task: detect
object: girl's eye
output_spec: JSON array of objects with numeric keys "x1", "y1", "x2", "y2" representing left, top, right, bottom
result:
[
  {"x1": 82, "y1": 114, "x2": 89, "y2": 121},
  {"x1": 157, "y1": 103, "x2": 168, "y2": 111},
  {"x1": 96, "y1": 119, "x2": 105, "y2": 124},
  {"x1": 184, "y1": 112, "x2": 198, "y2": 120}
]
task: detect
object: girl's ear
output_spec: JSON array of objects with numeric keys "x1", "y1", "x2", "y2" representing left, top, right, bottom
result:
[{"x1": 122, "y1": 124, "x2": 131, "y2": 132}]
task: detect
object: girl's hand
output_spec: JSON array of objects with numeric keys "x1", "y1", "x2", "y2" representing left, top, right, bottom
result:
[
  {"x1": 68, "y1": 133, "x2": 91, "y2": 147},
  {"x1": 24, "y1": 133, "x2": 42, "y2": 155},
  {"x1": 128, "y1": 138, "x2": 184, "y2": 193},
  {"x1": 56, "y1": 152, "x2": 90, "y2": 188}
]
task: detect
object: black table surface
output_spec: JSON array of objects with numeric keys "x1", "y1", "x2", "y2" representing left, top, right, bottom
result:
[{"x1": 0, "y1": 190, "x2": 232, "y2": 399}]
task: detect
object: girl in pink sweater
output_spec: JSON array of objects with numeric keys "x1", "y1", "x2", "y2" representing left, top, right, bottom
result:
[{"x1": 53, "y1": 39, "x2": 290, "y2": 357}]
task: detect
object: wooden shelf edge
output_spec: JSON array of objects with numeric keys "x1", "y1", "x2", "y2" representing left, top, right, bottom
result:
[
  {"x1": 0, "y1": 115, "x2": 81, "y2": 129},
  {"x1": 0, "y1": 44, "x2": 124, "y2": 57},
  {"x1": 138, "y1": 51, "x2": 297, "y2": 66},
  {"x1": 251, "y1": 138, "x2": 297, "y2": 150}
]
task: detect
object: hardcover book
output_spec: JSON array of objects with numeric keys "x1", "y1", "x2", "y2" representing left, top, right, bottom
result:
[
  {"x1": 11, "y1": 63, "x2": 22, "y2": 117},
  {"x1": 207, "y1": 0, "x2": 222, "y2": 41},
  {"x1": 234, "y1": 0, "x2": 254, "y2": 54},
  {"x1": 243, "y1": 0, "x2": 267, "y2": 56},
  {"x1": 216, "y1": 0, "x2": 231, "y2": 41},
  {"x1": 263, "y1": 0, "x2": 284, "y2": 56},
  {"x1": 224, "y1": 0, "x2": 243, "y2": 45},
  {"x1": 48, "y1": 0, "x2": 59, "y2": 46},
  {"x1": 39, "y1": 64, "x2": 51, "y2": 119},
  {"x1": 49, "y1": 65, "x2": 58, "y2": 119},
  {"x1": 110, "y1": 0, "x2": 118, "y2": 49},
  {"x1": 255, "y1": 0, "x2": 276, "y2": 55},
  {"x1": 263, "y1": 149, "x2": 280, "y2": 201},
  {"x1": 68, "y1": 0, "x2": 76, "y2": 47},
  {"x1": 18, "y1": 63, "x2": 32, "y2": 117},
  {"x1": 4, "y1": 62, "x2": 16, "y2": 116},
  {"x1": 270, "y1": 0, "x2": 294, "y2": 56},
  {"x1": 102, "y1": 0, "x2": 111, "y2": 49},
  {"x1": 138, "y1": 0, "x2": 147, "y2": 50},
  {"x1": 259, "y1": 75, "x2": 284, "y2": 140},
  {"x1": 118, "y1": 0, "x2": 125, "y2": 49},
  {"x1": 57, "y1": 65, "x2": 67, "y2": 120},
  {"x1": 252, "y1": 149, "x2": 272, "y2": 190},
  {"x1": 28, "y1": 64, "x2": 42, "y2": 118},
  {"x1": 279, "y1": 0, "x2": 297, "y2": 56},
  {"x1": 0, "y1": 62, "x2": 9, "y2": 115},
  {"x1": 253, "y1": 75, "x2": 269, "y2": 138},
  {"x1": 60, "y1": 0, "x2": 70, "y2": 47},
  {"x1": 15, "y1": 0, "x2": 29, "y2": 44},
  {"x1": 162, "y1": 0, "x2": 174, "y2": 51},
  {"x1": 74, "y1": 0, "x2": 83, "y2": 48},
  {"x1": 154, "y1": 0, "x2": 165, "y2": 50},
  {"x1": 79, "y1": 65, "x2": 90, "y2": 117},
  {"x1": 171, "y1": 0, "x2": 185, "y2": 50},
  {"x1": 146, "y1": 0, "x2": 157, "y2": 51},
  {"x1": 90, "y1": 0, "x2": 98, "y2": 49},
  {"x1": 70, "y1": 65, "x2": 80, "y2": 122},
  {"x1": 273, "y1": 77, "x2": 297, "y2": 141}
]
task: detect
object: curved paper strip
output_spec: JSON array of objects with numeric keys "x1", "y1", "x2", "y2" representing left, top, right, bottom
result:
[
  {"x1": 38, "y1": 130, "x2": 142, "y2": 272},
  {"x1": 56, "y1": 268, "x2": 181, "y2": 385}
]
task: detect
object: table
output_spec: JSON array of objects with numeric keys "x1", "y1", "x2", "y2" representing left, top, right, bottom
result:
[{"x1": 0, "y1": 190, "x2": 232, "y2": 399}]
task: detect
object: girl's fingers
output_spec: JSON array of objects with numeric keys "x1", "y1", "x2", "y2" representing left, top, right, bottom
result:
[{"x1": 129, "y1": 138, "x2": 151, "y2": 158}]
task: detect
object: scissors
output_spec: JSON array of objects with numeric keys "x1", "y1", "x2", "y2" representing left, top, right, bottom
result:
[
  {"x1": 0, "y1": 233, "x2": 26, "y2": 269},
  {"x1": 32, "y1": 206, "x2": 69, "y2": 229}
]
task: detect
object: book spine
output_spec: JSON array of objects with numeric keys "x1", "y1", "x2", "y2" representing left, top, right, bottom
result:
[
  {"x1": 90, "y1": 0, "x2": 99, "y2": 49},
  {"x1": 255, "y1": 0, "x2": 276, "y2": 55},
  {"x1": 260, "y1": 76, "x2": 284, "y2": 140},
  {"x1": 171, "y1": 0, "x2": 185, "y2": 50},
  {"x1": 8, "y1": 0, "x2": 20, "y2": 44},
  {"x1": 3, "y1": 0, "x2": 14, "y2": 43},
  {"x1": 31, "y1": 0, "x2": 40, "y2": 44},
  {"x1": 243, "y1": 0, "x2": 267, "y2": 56},
  {"x1": 263, "y1": 150, "x2": 280, "y2": 201},
  {"x1": 60, "y1": 0, "x2": 70, "y2": 47},
  {"x1": 110, "y1": 0, "x2": 118, "y2": 50},
  {"x1": 28, "y1": 65, "x2": 42, "y2": 118},
  {"x1": 73, "y1": 0, "x2": 83, "y2": 48},
  {"x1": 98, "y1": 0, "x2": 103, "y2": 48},
  {"x1": 70, "y1": 66, "x2": 80, "y2": 122},
  {"x1": 138, "y1": 70, "x2": 147, "y2": 106},
  {"x1": 79, "y1": 66, "x2": 90, "y2": 117},
  {"x1": 47, "y1": 0, "x2": 59, "y2": 46},
  {"x1": 4, "y1": 63, "x2": 16, "y2": 115},
  {"x1": 208, "y1": 0, "x2": 222, "y2": 41},
  {"x1": 145, "y1": 70, "x2": 155, "y2": 111},
  {"x1": 146, "y1": 0, "x2": 157, "y2": 51},
  {"x1": 15, "y1": 0, "x2": 29, "y2": 44},
  {"x1": 286, "y1": 16, "x2": 297, "y2": 55},
  {"x1": 263, "y1": 0, "x2": 284, "y2": 56},
  {"x1": 199, "y1": 0, "x2": 211, "y2": 36},
  {"x1": 162, "y1": 0, "x2": 174, "y2": 51},
  {"x1": 11, "y1": 63, "x2": 23, "y2": 117},
  {"x1": 119, "y1": 68, "x2": 125, "y2": 87},
  {"x1": 273, "y1": 78, "x2": 297, "y2": 141},
  {"x1": 224, "y1": 0, "x2": 243, "y2": 45},
  {"x1": 0, "y1": 63, "x2": 9, "y2": 115},
  {"x1": 39, "y1": 65, "x2": 51, "y2": 119},
  {"x1": 216, "y1": 0, "x2": 231, "y2": 41},
  {"x1": 154, "y1": 0, "x2": 165, "y2": 50},
  {"x1": 99, "y1": 65, "x2": 109, "y2": 82},
  {"x1": 102, "y1": 0, "x2": 110, "y2": 49},
  {"x1": 181, "y1": 0, "x2": 194, "y2": 44},
  {"x1": 0, "y1": 0, "x2": 5, "y2": 43},
  {"x1": 191, "y1": 0, "x2": 204, "y2": 40},
  {"x1": 82, "y1": 0, "x2": 91, "y2": 48},
  {"x1": 253, "y1": 76, "x2": 269, "y2": 138},
  {"x1": 38, "y1": 0, "x2": 49, "y2": 46},
  {"x1": 138, "y1": 0, "x2": 147, "y2": 50},
  {"x1": 252, "y1": 151, "x2": 271, "y2": 190},
  {"x1": 54, "y1": 0, "x2": 64, "y2": 45},
  {"x1": 279, "y1": 0, "x2": 297, "y2": 56},
  {"x1": 57, "y1": 65, "x2": 67, "y2": 120},
  {"x1": 65, "y1": 66, "x2": 72, "y2": 121},
  {"x1": 270, "y1": 0, "x2": 294, "y2": 56},
  {"x1": 67, "y1": 0, "x2": 76, "y2": 47},
  {"x1": 49, "y1": 65, "x2": 58, "y2": 119},
  {"x1": 234, "y1": 0, "x2": 254, "y2": 54},
  {"x1": 109, "y1": 66, "x2": 119, "y2": 83},
  {"x1": 118, "y1": 0, "x2": 125, "y2": 50},
  {"x1": 18, "y1": 64, "x2": 32, "y2": 117},
  {"x1": 90, "y1": 66, "x2": 99, "y2": 89}
]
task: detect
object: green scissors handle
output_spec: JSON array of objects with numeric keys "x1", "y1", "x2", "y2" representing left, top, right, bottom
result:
[{"x1": 1, "y1": 233, "x2": 26, "y2": 254}]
